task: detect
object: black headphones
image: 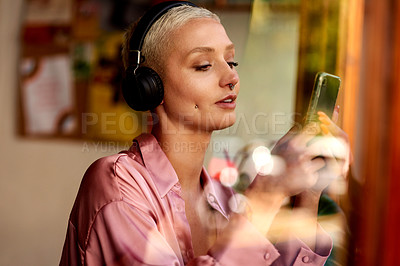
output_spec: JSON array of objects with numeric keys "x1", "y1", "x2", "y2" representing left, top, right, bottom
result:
[{"x1": 122, "y1": 1, "x2": 197, "y2": 111}]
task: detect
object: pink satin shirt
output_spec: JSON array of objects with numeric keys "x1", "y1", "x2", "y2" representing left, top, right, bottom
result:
[{"x1": 60, "y1": 133, "x2": 332, "y2": 265}]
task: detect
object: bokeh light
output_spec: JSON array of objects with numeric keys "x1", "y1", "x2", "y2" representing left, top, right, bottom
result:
[
  {"x1": 252, "y1": 146, "x2": 273, "y2": 175},
  {"x1": 219, "y1": 166, "x2": 239, "y2": 187}
]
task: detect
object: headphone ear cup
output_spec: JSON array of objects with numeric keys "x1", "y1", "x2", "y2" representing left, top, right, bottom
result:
[{"x1": 122, "y1": 66, "x2": 164, "y2": 111}]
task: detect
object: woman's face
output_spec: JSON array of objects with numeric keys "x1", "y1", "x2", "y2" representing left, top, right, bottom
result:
[{"x1": 161, "y1": 18, "x2": 240, "y2": 133}]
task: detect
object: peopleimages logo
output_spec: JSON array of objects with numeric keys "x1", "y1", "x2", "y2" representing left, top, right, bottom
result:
[{"x1": 80, "y1": 111, "x2": 305, "y2": 136}]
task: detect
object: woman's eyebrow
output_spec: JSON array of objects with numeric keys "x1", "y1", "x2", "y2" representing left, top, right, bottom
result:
[
  {"x1": 187, "y1": 43, "x2": 235, "y2": 55},
  {"x1": 188, "y1": 46, "x2": 215, "y2": 55}
]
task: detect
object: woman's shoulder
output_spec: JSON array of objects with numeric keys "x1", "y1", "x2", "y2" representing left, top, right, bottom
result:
[
  {"x1": 73, "y1": 133, "x2": 171, "y2": 212},
  {"x1": 65, "y1": 150, "x2": 159, "y2": 255},
  {"x1": 77, "y1": 150, "x2": 148, "y2": 203},
  {"x1": 69, "y1": 150, "x2": 155, "y2": 222}
]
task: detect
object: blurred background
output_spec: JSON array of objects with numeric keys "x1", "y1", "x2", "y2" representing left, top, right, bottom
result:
[{"x1": 0, "y1": 0, "x2": 399, "y2": 265}]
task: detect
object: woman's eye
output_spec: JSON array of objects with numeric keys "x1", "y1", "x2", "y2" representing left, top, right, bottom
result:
[
  {"x1": 195, "y1": 64, "x2": 212, "y2": 71},
  {"x1": 227, "y1": 61, "x2": 239, "y2": 69}
]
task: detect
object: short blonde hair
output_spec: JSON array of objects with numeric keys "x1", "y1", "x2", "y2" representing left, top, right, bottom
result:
[{"x1": 122, "y1": 5, "x2": 220, "y2": 76}]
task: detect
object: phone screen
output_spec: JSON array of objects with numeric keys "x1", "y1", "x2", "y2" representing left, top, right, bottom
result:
[{"x1": 305, "y1": 72, "x2": 341, "y2": 124}]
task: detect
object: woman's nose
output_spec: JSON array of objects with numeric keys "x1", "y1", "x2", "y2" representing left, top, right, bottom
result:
[{"x1": 219, "y1": 63, "x2": 239, "y2": 90}]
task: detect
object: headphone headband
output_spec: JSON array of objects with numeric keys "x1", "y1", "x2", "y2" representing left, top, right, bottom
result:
[{"x1": 129, "y1": 1, "x2": 197, "y2": 66}]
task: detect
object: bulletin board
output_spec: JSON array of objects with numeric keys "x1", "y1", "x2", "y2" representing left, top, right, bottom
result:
[{"x1": 18, "y1": 0, "x2": 252, "y2": 142}]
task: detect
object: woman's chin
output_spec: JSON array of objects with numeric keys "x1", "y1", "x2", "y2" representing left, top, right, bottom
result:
[{"x1": 210, "y1": 113, "x2": 237, "y2": 131}]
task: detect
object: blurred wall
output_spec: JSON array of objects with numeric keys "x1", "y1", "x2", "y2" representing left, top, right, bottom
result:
[
  {"x1": 0, "y1": 1, "x2": 114, "y2": 265},
  {"x1": 0, "y1": 1, "x2": 297, "y2": 265}
]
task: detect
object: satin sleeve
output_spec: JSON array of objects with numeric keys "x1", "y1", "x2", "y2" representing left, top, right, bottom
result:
[
  {"x1": 208, "y1": 214, "x2": 281, "y2": 265},
  {"x1": 274, "y1": 224, "x2": 333, "y2": 266},
  {"x1": 81, "y1": 201, "x2": 180, "y2": 266},
  {"x1": 208, "y1": 214, "x2": 332, "y2": 266}
]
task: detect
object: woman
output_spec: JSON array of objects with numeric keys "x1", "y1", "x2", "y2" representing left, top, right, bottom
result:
[{"x1": 60, "y1": 2, "x2": 348, "y2": 265}]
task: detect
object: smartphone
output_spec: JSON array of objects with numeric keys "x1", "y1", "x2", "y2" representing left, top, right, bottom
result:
[{"x1": 304, "y1": 72, "x2": 341, "y2": 125}]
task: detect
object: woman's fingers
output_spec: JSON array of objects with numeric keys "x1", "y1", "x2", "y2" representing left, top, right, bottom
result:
[
  {"x1": 308, "y1": 156, "x2": 326, "y2": 172},
  {"x1": 317, "y1": 111, "x2": 347, "y2": 138},
  {"x1": 317, "y1": 112, "x2": 336, "y2": 134},
  {"x1": 291, "y1": 123, "x2": 320, "y2": 147},
  {"x1": 332, "y1": 105, "x2": 340, "y2": 123},
  {"x1": 305, "y1": 135, "x2": 348, "y2": 162},
  {"x1": 316, "y1": 111, "x2": 351, "y2": 172}
]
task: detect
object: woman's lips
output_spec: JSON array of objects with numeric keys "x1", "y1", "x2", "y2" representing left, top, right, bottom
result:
[{"x1": 216, "y1": 94, "x2": 237, "y2": 109}]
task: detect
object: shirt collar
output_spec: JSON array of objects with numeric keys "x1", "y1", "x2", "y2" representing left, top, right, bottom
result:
[
  {"x1": 130, "y1": 133, "x2": 232, "y2": 218},
  {"x1": 201, "y1": 167, "x2": 233, "y2": 219},
  {"x1": 131, "y1": 133, "x2": 179, "y2": 198}
]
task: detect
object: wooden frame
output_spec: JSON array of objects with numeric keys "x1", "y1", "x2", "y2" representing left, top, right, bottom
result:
[{"x1": 381, "y1": 0, "x2": 400, "y2": 264}]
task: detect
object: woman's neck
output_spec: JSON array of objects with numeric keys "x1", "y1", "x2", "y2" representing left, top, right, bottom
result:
[{"x1": 152, "y1": 125, "x2": 212, "y2": 194}]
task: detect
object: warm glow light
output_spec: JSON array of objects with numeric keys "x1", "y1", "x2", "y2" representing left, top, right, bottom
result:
[
  {"x1": 252, "y1": 146, "x2": 271, "y2": 166},
  {"x1": 252, "y1": 146, "x2": 274, "y2": 175},
  {"x1": 220, "y1": 167, "x2": 239, "y2": 187}
]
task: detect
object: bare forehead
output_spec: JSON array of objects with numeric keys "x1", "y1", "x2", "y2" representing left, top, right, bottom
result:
[
  {"x1": 168, "y1": 18, "x2": 232, "y2": 54},
  {"x1": 173, "y1": 17, "x2": 224, "y2": 36}
]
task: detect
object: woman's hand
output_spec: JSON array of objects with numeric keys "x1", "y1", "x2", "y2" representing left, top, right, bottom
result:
[
  {"x1": 240, "y1": 107, "x2": 351, "y2": 236},
  {"x1": 268, "y1": 107, "x2": 350, "y2": 195},
  {"x1": 307, "y1": 108, "x2": 351, "y2": 193},
  {"x1": 262, "y1": 122, "x2": 327, "y2": 197},
  {"x1": 242, "y1": 123, "x2": 326, "y2": 235}
]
